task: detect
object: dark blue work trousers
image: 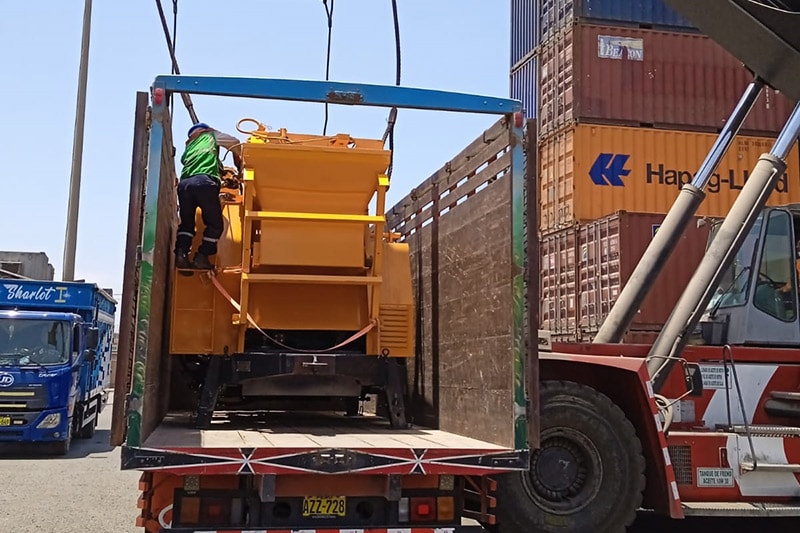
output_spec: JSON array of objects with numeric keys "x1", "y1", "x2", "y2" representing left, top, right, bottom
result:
[{"x1": 175, "y1": 174, "x2": 223, "y2": 257}]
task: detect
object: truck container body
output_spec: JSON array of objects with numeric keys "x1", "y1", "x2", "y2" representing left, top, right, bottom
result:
[
  {"x1": 113, "y1": 80, "x2": 530, "y2": 533},
  {"x1": 510, "y1": 54, "x2": 538, "y2": 119},
  {"x1": 0, "y1": 279, "x2": 116, "y2": 453},
  {"x1": 538, "y1": 123, "x2": 800, "y2": 231},
  {"x1": 510, "y1": 0, "x2": 540, "y2": 69},
  {"x1": 538, "y1": 23, "x2": 794, "y2": 137},
  {"x1": 540, "y1": 211, "x2": 713, "y2": 339},
  {"x1": 540, "y1": 0, "x2": 695, "y2": 44}
]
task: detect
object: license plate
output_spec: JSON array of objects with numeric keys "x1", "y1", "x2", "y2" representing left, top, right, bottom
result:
[
  {"x1": 0, "y1": 416, "x2": 10, "y2": 426},
  {"x1": 302, "y1": 496, "x2": 346, "y2": 517}
]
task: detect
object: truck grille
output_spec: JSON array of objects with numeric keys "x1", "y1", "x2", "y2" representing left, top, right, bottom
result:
[
  {"x1": 0, "y1": 386, "x2": 48, "y2": 410},
  {"x1": 668, "y1": 445, "x2": 693, "y2": 485}
]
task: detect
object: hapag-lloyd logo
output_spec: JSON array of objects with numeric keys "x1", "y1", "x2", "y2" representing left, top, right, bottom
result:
[
  {"x1": 646, "y1": 163, "x2": 790, "y2": 193},
  {"x1": 588, "y1": 153, "x2": 791, "y2": 193},
  {"x1": 2, "y1": 284, "x2": 70, "y2": 304}
]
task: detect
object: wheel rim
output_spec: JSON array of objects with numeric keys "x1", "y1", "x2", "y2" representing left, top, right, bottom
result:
[{"x1": 522, "y1": 426, "x2": 603, "y2": 515}]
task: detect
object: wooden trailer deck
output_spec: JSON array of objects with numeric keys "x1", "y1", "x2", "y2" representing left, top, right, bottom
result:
[{"x1": 143, "y1": 411, "x2": 509, "y2": 450}]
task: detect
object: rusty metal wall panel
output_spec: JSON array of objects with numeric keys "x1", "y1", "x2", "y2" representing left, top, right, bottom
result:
[
  {"x1": 538, "y1": 124, "x2": 800, "y2": 231},
  {"x1": 511, "y1": 55, "x2": 538, "y2": 119},
  {"x1": 540, "y1": 227, "x2": 578, "y2": 335},
  {"x1": 511, "y1": 0, "x2": 540, "y2": 69},
  {"x1": 552, "y1": 328, "x2": 660, "y2": 344},
  {"x1": 538, "y1": 24, "x2": 794, "y2": 137},
  {"x1": 541, "y1": 212, "x2": 712, "y2": 338},
  {"x1": 541, "y1": 0, "x2": 695, "y2": 43},
  {"x1": 578, "y1": 211, "x2": 712, "y2": 330}
]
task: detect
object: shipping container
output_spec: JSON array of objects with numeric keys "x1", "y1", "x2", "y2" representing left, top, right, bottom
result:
[
  {"x1": 511, "y1": 0, "x2": 540, "y2": 69},
  {"x1": 540, "y1": 227, "x2": 578, "y2": 335},
  {"x1": 540, "y1": 211, "x2": 713, "y2": 339},
  {"x1": 511, "y1": 54, "x2": 538, "y2": 118},
  {"x1": 540, "y1": 0, "x2": 695, "y2": 43},
  {"x1": 539, "y1": 124, "x2": 800, "y2": 230},
  {"x1": 552, "y1": 328, "x2": 660, "y2": 345},
  {"x1": 538, "y1": 24, "x2": 794, "y2": 136}
]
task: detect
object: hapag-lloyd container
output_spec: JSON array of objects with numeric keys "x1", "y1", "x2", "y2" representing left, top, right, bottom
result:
[
  {"x1": 539, "y1": 124, "x2": 800, "y2": 231},
  {"x1": 538, "y1": 24, "x2": 794, "y2": 136},
  {"x1": 540, "y1": 211, "x2": 713, "y2": 338},
  {"x1": 540, "y1": 0, "x2": 695, "y2": 43}
]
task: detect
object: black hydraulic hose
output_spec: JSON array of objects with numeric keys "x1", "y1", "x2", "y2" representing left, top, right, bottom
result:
[{"x1": 383, "y1": 0, "x2": 401, "y2": 177}]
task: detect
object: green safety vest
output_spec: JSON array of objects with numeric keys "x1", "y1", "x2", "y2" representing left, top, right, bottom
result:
[{"x1": 180, "y1": 131, "x2": 222, "y2": 182}]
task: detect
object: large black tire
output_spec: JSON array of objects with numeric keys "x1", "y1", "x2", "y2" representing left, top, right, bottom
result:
[
  {"x1": 44, "y1": 424, "x2": 72, "y2": 456},
  {"x1": 494, "y1": 380, "x2": 645, "y2": 533},
  {"x1": 76, "y1": 414, "x2": 97, "y2": 439}
]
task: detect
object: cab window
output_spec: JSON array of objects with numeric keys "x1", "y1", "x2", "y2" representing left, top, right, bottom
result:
[{"x1": 754, "y1": 210, "x2": 797, "y2": 321}]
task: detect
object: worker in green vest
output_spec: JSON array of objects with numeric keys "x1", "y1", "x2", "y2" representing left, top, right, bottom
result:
[{"x1": 175, "y1": 122, "x2": 241, "y2": 270}]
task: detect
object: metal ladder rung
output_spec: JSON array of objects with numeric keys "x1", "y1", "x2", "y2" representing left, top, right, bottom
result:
[
  {"x1": 245, "y1": 210, "x2": 384, "y2": 224},
  {"x1": 741, "y1": 461, "x2": 800, "y2": 473},
  {"x1": 243, "y1": 273, "x2": 382, "y2": 285},
  {"x1": 731, "y1": 425, "x2": 800, "y2": 437},
  {"x1": 682, "y1": 502, "x2": 800, "y2": 517},
  {"x1": 771, "y1": 391, "x2": 800, "y2": 401}
]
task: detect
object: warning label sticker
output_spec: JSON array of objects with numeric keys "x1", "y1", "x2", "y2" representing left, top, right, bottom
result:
[
  {"x1": 697, "y1": 468, "x2": 734, "y2": 487},
  {"x1": 700, "y1": 364, "x2": 729, "y2": 389}
]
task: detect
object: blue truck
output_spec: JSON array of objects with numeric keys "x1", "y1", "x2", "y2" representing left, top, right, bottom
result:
[{"x1": 0, "y1": 279, "x2": 116, "y2": 454}]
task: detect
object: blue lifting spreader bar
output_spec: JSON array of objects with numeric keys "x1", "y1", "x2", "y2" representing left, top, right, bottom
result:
[{"x1": 152, "y1": 76, "x2": 523, "y2": 116}]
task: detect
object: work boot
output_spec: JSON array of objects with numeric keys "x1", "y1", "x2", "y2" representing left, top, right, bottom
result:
[
  {"x1": 175, "y1": 250, "x2": 192, "y2": 270},
  {"x1": 192, "y1": 253, "x2": 215, "y2": 270}
]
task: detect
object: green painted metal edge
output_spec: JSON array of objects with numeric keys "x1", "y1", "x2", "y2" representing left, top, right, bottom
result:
[
  {"x1": 125, "y1": 98, "x2": 166, "y2": 448},
  {"x1": 510, "y1": 121, "x2": 528, "y2": 450}
]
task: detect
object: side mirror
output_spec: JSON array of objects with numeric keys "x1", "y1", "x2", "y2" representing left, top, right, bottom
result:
[
  {"x1": 684, "y1": 363, "x2": 704, "y2": 397},
  {"x1": 83, "y1": 349, "x2": 97, "y2": 363},
  {"x1": 86, "y1": 327, "x2": 100, "y2": 349}
]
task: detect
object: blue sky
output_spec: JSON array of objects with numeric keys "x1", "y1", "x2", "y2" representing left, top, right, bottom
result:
[{"x1": 0, "y1": 1, "x2": 511, "y2": 304}]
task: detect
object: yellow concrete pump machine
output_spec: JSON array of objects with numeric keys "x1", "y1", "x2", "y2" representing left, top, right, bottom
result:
[{"x1": 169, "y1": 121, "x2": 414, "y2": 428}]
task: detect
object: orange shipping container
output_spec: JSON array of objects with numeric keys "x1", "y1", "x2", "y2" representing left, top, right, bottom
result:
[{"x1": 539, "y1": 124, "x2": 800, "y2": 231}]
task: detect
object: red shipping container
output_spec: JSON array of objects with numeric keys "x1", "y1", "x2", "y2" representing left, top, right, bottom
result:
[
  {"x1": 538, "y1": 24, "x2": 794, "y2": 137},
  {"x1": 552, "y1": 328, "x2": 660, "y2": 345},
  {"x1": 540, "y1": 228, "x2": 578, "y2": 336},
  {"x1": 539, "y1": 211, "x2": 714, "y2": 338}
]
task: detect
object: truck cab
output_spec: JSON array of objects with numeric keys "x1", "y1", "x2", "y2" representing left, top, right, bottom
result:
[
  {"x1": 0, "y1": 280, "x2": 116, "y2": 454},
  {"x1": 701, "y1": 204, "x2": 800, "y2": 346}
]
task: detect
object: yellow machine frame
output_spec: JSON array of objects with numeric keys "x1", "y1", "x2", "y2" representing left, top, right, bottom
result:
[{"x1": 169, "y1": 127, "x2": 414, "y2": 358}]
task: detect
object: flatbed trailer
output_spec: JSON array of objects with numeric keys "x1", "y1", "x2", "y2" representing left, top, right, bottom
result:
[{"x1": 112, "y1": 78, "x2": 533, "y2": 532}]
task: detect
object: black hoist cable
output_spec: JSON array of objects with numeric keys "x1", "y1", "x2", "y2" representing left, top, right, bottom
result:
[
  {"x1": 155, "y1": 0, "x2": 199, "y2": 124},
  {"x1": 322, "y1": 0, "x2": 335, "y2": 136}
]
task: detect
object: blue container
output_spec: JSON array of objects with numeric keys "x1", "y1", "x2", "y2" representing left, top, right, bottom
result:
[
  {"x1": 540, "y1": 0, "x2": 695, "y2": 43},
  {"x1": 510, "y1": 55, "x2": 538, "y2": 119},
  {"x1": 511, "y1": 0, "x2": 540, "y2": 69}
]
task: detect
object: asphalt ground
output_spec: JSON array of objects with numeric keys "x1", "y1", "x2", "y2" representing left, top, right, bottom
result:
[{"x1": 0, "y1": 394, "x2": 140, "y2": 533}]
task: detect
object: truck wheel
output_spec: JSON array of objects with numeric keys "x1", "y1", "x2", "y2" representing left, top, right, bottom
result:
[
  {"x1": 77, "y1": 415, "x2": 97, "y2": 439},
  {"x1": 344, "y1": 397, "x2": 360, "y2": 417},
  {"x1": 494, "y1": 380, "x2": 645, "y2": 533},
  {"x1": 45, "y1": 430, "x2": 72, "y2": 456}
]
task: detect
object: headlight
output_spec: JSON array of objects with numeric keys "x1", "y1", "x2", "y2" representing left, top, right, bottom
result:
[{"x1": 36, "y1": 413, "x2": 61, "y2": 429}]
